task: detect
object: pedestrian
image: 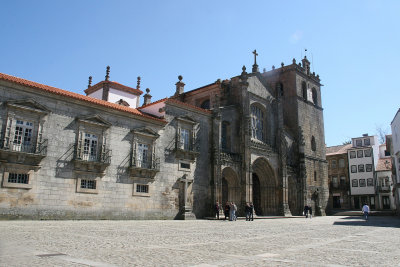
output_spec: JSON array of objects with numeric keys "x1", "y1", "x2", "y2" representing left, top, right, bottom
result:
[
  {"x1": 229, "y1": 202, "x2": 234, "y2": 221},
  {"x1": 233, "y1": 202, "x2": 237, "y2": 221},
  {"x1": 309, "y1": 206, "x2": 312, "y2": 219},
  {"x1": 245, "y1": 202, "x2": 251, "y2": 221},
  {"x1": 215, "y1": 201, "x2": 220, "y2": 220},
  {"x1": 303, "y1": 205, "x2": 309, "y2": 218},
  {"x1": 249, "y1": 202, "x2": 254, "y2": 221},
  {"x1": 224, "y1": 202, "x2": 230, "y2": 220},
  {"x1": 362, "y1": 203, "x2": 370, "y2": 221}
]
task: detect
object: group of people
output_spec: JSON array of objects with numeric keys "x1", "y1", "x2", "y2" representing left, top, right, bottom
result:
[
  {"x1": 214, "y1": 202, "x2": 254, "y2": 221},
  {"x1": 303, "y1": 205, "x2": 313, "y2": 219}
]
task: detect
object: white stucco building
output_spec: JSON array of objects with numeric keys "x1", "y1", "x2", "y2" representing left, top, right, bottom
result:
[
  {"x1": 391, "y1": 109, "x2": 400, "y2": 214},
  {"x1": 348, "y1": 135, "x2": 379, "y2": 209},
  {"x1": 375, "y1": 143, "x2": 395, "y2": 210}
]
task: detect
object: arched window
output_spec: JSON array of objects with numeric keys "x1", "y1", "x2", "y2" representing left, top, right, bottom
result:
[
  {"x1": 302, "y1": 81, "x2": 307, "y2": 100},
  {"x1": 200, "y1": 99, "x2": 210, "y2": 109},
  {"x1": 311, "y1": 136, "x2": 316, "y2": 151},
  {"x1": 314, "y1": 171, "x2": 317, "y2": 181},
  {"x1": 251, "y1": 105, "x2": 265, "y2": 141},
  {"x1": 312, "y1": 88, "x2": 318, "y2": 106},
  {"x1": 276, "y1": 82, "x2": 284, "y2": 97}
]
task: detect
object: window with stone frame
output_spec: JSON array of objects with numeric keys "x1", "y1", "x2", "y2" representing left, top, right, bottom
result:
[
  {"x1": 2, "y1": 167, "x2": 34, "y2": 189},
  {"x1": 340, "y1": 176, "x2": 346, "y2": 186},
  {"x1": 332, "y1": 176, "x2": 338, "y2": 187},
  {"x1": 350, "y1": 151, "x2": 356, "y2": 159},
  {"x1": 221, "y1": 121, "x2": 231, "y2": 151},
  {"x1": 364, "y1": 138, "x2": 370, "y2": 146},
  {"x1": 351, "y1": 165, "x2": 357, "y2": 173},
  {"x1": 74, "y1": 115, "x2": 111, "y2": 164},
  {"x1": 176, "y1": 116, "x2": 198, "y2": 153},
  {"x1": 200, "y1": 99, "x2": 210, "y2": 110},
  {"x1": 1, "y1": 99, "x2": 49, "y2": 156},
  {"x1": 359, "y1": 179, "x2": 366, "y2": 187},
  {"x1": 331, "y1": 160, "x2": 337, "y2": 169},
  {"x1": 367, "y1": 178, "x2": 373, "y2": 186},
  {"x1": 136, "y1": 184, "x2": 149, "y2": 193},
  {"x1": 80, "y1": 179, "x2": 96, "y2": 189},
  {"x1": 251, "y1": 104, "x2": 265, "y2": 142},
  {"x1": 76, "y1": 176, "x2": 99, "y2": 194},
  {"x1": 133, "y1": 181, "x2": 151, "y2": 197},
  {"x1": 358, "y1": 164, "x2": 365, "y2": 172},
  {"x1": 357, "y1": 150, "x2": 363, "y2": 158},
  {"x1": 364, "y1": 149, "x2": 372, "y2": 157},
  {"x1": 366, "y1": 164, "x2": 372, "y2": 172},
  {"x1": 339, "y1": 158, "x2": 345, "y2": 168},
  {"x1": 356, "y1": 139, "x2": 362, "y2": 147},
  {"x1": 312, "y1": 88, "x2": 318, "y2": 106},
  {"x1": 131, "y1": 127, "x2": 159, "y2": 171},
  {"x1": 352, "y1": 179, "x2": 358, "y2": 187}
]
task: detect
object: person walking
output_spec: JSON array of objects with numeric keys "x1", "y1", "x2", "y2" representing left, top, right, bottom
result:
[
  {"x1": 232, "y1": 202, "x2": 237, "y2": 221},
  {"x1": 309, "y1": 206, "x2": 312, "y2": 219},
  {"x1": 245, "y1": 203, "x2": 251, "y2": 221},
  {"x1": 303, "y1": 205, "x2": 309, "y2": 218},
  {"x1": 362, "y1": 203, "x2": 370, "y2": 221},
  {"x1": 224, "y1": 202, "x2": 230, "y2": 220},
  {"x1": 214, "y1": 201, "x2": 220, "y2": 220},
  {"x1": 249, "y1": 202, "x2": 254, "y2": 221}
]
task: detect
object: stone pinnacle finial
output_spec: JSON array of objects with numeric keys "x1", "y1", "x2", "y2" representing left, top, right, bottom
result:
[
  {"x1": 88, "y1": 76, "x2": 92, "y2": 88},
  {"x1": 242, "y1": 65, "x2": 247, "y2": 75},
  {"x1": 146, "y1": 88, "x2": 150, "y2": 93},
  {"x1": 178, "y1": 75, "x2": 183, "y2": 81},
  {"x1": 137, "y1": 76, "x2": 141, "y2": 90},
  {"x1": 252, "y1": 49, "x2": 259, "y2": 73},
  {"x1": 105, "y1": 66, "x2": 110, "y2": 81}
]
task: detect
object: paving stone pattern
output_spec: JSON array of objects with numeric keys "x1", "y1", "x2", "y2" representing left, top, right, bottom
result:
[{"x1": 0, "y1": 216, "x2": 399, "y2": 266}]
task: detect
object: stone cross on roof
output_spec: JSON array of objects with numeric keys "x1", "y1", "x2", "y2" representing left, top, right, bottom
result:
[{"x1": 252, "y1": 49, "x2": 259, "y2": 73}]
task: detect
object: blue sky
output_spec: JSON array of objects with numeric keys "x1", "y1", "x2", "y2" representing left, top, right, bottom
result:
[{"x1": 1, "y1": 0, "x2": 399, "y2": 146}]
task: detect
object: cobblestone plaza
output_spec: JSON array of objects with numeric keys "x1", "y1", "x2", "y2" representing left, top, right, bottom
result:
[{"x1": 1, "y1": 216, "x2": 399, "y2": 266}]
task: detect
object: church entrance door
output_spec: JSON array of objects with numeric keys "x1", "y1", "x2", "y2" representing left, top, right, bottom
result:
[
  {"x1": 252, "y1": 173, "x2": 262, "y2": 215},
  {"x1": 221, "y1": 167, "x2": 240, "y2": 206}
]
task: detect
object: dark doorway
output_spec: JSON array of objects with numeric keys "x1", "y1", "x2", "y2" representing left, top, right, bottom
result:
[
  {"x1": 382, "y1": 196, "x2": 390, "y2": 209},
  {"x1": 333, "y1": 196, "x2": 341, "y2": 208},
  {"x1": 354, "y1": 197, "x2": 360, "y2": 209},
  {"x1": 252, "y1": 173, "x2": 262, "y2": 215},
  {"x1": 222, "y1": 177, "x2": 228, "y2": 205}
]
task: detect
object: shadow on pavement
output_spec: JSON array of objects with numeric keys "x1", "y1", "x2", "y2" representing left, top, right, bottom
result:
[{"x1": 333, "y1": 216, "x2": 400, "y2": 228}]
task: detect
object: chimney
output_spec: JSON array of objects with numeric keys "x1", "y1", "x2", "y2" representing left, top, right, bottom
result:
[
  {"x1": 175, "y1": 75, "x2": 185, "y2": 96},
  {"x1": 143, "y1": 88, "x2": 152, "y2": 106}
]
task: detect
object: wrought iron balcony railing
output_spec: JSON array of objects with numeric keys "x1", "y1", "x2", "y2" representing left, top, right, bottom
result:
[
  {"x1": 74, "y1": 145, "x2": 112, "y2": 164},
  {"x1": 131, "y1": 156, "x2": 160, "y2": 171},
  {"x1": 0, "y1": 139, "x2": 48, "y2": 156}
]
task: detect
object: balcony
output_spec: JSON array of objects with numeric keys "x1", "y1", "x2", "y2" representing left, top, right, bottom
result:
[
  {"x1": 175, "y1": 138, "x2": 199, "y2": 161},
  {"x1": 377, "y1": 186, "x2": 391, "y2": 193},
  {"x1": 0, "y1": 139, "x2": 48, "y2": 165},
  {"x1": 129, "y1": 156, "x2": 160, "y2": 179},
  {"x1": 73, "y1": 145, "x2": 111, "y2": 174}
]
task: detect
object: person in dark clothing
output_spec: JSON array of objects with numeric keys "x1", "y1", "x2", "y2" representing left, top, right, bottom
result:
[
  {"x1": 245, "y1": 203, "x2": 251, "y2": 221},
  {"x1": 249, "y1": 202, "x2": 254, "y2": 221},
  {"x1": 224, "y1": 202, "x2": 230, "y2": 220},
  {"x1": 304, "y1": 205, "x2": 309, "y2": 218},
  {"x1": 215, "y1": 201, "x2": 220, "y2": 220},
  {"x1": 309, "y1": 206, "x2": 313, "y2": 219}
]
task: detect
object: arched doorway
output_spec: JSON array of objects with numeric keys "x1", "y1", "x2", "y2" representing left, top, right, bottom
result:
[
  {"x1": 252, "y1": 157, "x2": 280, "y2": 215},
  {"x1": 288, "y1": 176, "x2": 301, "y2": 215},
  {"x1": 221, "y1": 167, "x2": 240, "y2": 206}
]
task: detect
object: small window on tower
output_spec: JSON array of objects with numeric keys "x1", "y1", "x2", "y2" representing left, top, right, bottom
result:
[
  {"x1": 311, "y1": 136, "x2": 316, "y2": 151},
  {"x1": 200, "y1": 99, "x2": 210, "y2": 109}
]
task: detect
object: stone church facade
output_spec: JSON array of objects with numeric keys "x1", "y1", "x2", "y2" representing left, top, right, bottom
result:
[{"x1": 0, "y1": 53, "x2": 328, "y2": 219}]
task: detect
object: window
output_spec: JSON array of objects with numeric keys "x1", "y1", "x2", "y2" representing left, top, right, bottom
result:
[
  {"x1": 364, "y1": 149, "x2": 372, "y2": 157},
  {"x1": 340, "y1": 176, "x2": 346, "y2": 185},
  {"x1": 357, "y1": 150, "x2": 363, "y2": 158},
  {"x1": 200, "y1": 99, "x2": 210, "y2": 109},
  {"x1": 331, "y1": 160, "x2": 337, "y2": 169},
  {"x1": 366, "y1": 164, "x2": 372, "y2": 172},
  {"x1": 8, "y1": 173, "x2": 29, "y2": 184},
  {"x1": 83, "y1": 133, "x2": 98, "y2": 161},
  {"x1": 137, "y1": 143, "x2": 149, "y2": 168},
  {"x1": 136, "y1": 184, "x2": 149, "y2": 193},
  {"x1": 351, "y1": 165, "x2": 357, "y2": 173},
  {"x1": 364, "y1": 138, "x2": 370, "y2": 146},
  {"x1": 81, "y1": 179, "x2": 96, "y2": 189},
  {"x1": 302, "y1": 81, "x2": 307, "y2": 100},
  {"x1": 221, "y1": 121, "x2": 231, "y2": 151},
  {"x1": 332, "y1": 176, "x2": 338, "y2": 187},
  {"x1": 314, "y1": 171, "x2": 317, "y2": 181},
  {"x1": 180, "y1": 128, "x2": 190, "y2": 150},
  {"x1": 350, "y1": 151, "x2": 356, "y2": 159},
  {"x1": 356, "y1": 139, "x2": 362, "y2": 147},
  {"x1": 251, "y1": 105, "x2": 265, "y2": 141},
  {"x1": 358, "y1": 164, "x2": 365, "y2": 172},
  {"x1": 339, "y1": 159, "x2": 345, "y2": 168},
  {"x1": 367, "y1": 178, "x2": 373, "y2": 186},
  {"x1": 312, "y1": 88, "x2": 318, "y2": 106},
  {"x1": 359, "y1": 179, "x2": 366, "y2": 187},
  {"x1": 385, "y1": 150, "x2": 390, "y2": 156},
  {"x1": 13, "y1": 120, "x2": 34, "y2": 152},
  {"x1": 311, "y1": 136, "x2": 316, "y2": 151},
  {"x1": 179, "y1": 160, "x2": 191, "y2": 171},
  {"x1": 352, "y1": 179, "x2": 358, "y2": 187}
]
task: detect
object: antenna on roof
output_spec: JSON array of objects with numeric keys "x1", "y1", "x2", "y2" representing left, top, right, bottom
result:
[
  {"x1": 88, "y1": 76, "x2": 92, "y2": 88},
  {"x1": 137, "y1": 76, "x2": 141, "y2": 90},
  {"x1": 105, "y1": 66, "x2": 110, "y2": 81}
]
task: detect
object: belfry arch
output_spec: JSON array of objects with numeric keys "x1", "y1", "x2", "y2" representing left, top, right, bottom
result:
[
  {"x1": 251, "y1": 157, "x2": 281, "y2": 215},
  {"x1": 221, "y1": 167, "x2": 240, "y2": 206}
]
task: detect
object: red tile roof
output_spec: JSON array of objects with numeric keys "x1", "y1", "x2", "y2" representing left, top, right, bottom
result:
[
  {"x1": 0, "y1": 72, "x2": 165, "y2": 123},
  {"x1": 137, "y1": 97, "x2": 169, "y2": 109},
  {"x1": 326, "y1": 144, "x2": 352, "y2": 156},
  {"x1": 376, "y1": 158, "x2": 392, "y2": 171},
  {"x1": 166, "y1": 98, "x2": 212, "y2": 114}
]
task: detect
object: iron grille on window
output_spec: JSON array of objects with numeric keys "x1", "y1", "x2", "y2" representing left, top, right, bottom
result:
[
  {"x1": 8, "y1": 173, "x2": 29, "y2": 184},
  {"x1": 81, "y1": 179, "x2": 96, "y2": 189},
  {"x1": 136, "y1": 184, "x2": 149, "y2": 193}
]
